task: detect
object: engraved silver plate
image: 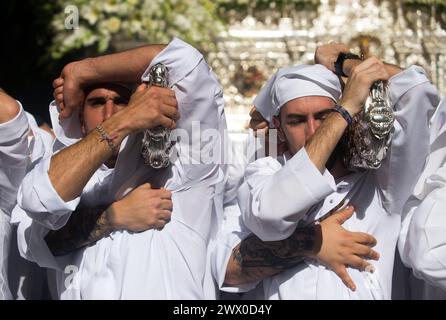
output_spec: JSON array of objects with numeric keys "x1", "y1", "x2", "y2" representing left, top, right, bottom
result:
[
  {"x1": 344, "y1": 81, "x2": 394, "y2": 171},
  {"x1": 141, "y1": 63, "x2": 174, "y2": 169}
]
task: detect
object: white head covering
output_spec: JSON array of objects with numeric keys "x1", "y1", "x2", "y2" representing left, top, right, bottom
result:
[{"x1": 254, "y1": 64, "x2": 342, "y2": 127}]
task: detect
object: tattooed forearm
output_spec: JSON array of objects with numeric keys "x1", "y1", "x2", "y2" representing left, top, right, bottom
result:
[
  {"x1": 237, "y1": 226, "x2": 317, "y2": 268},
  {"x1": 45, "y1": 205, "x2": 112, "y2": 256},
  {"x1": 225, "y1": 225, "x2": 321, "y2": 285}
]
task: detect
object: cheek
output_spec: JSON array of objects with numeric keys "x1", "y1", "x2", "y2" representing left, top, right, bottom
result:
[
  {"x1": 82, "y1": 109, "x2": 104, "y2": 134},
  {"x1": 283, "y1": 126, "x2": 306, "y2": 152}
]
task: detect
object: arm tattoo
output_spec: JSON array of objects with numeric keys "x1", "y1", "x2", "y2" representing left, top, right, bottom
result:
[
  {"x1": 45, "y1": 205, "x2": 112, "y2": 256},
  {"x1": 226, "y1": 226, "x2": 319, "y2": 285},
  {"x1": 233, "y1": 226, "x2": 317, "y2": 270}
]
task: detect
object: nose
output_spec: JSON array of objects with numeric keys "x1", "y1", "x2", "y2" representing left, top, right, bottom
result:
[
  {"x1": 103, "y1": 100, "x2": 116, "y2": 120},
  {"x1": 306, "y1": 117, "x2": 319, "y2": 139}
]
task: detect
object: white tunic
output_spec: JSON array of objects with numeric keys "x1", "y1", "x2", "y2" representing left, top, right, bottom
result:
[
  {"x1": 12, "y1": 38, "x2": 226, "y2": 299},
  {"x1": 0, "y1": 103, "x2": 53, "y2": 299},
  {"x1": 215, "y1": 66, "x2": 439, "y2": 299},
  {"x1": 398, "y1": 97, "x2": 446, "y2": 299}
]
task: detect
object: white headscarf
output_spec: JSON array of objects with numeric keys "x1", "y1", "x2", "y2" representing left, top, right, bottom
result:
[{"x1": 254, "y1": 64, "x2": 342, "y2": 127}]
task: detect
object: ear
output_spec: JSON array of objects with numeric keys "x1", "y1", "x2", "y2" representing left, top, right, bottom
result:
[{"x1": 273, "y1": 116, "x2": 286, "y2": 142}]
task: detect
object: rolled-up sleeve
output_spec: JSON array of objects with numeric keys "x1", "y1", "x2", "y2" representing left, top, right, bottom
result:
[
  {"x1": 12, "y1": 205, "x2": 68, "y2": 271},
  {"x1": 0, "y1": 101, "x2": 31, "y2": 214},
  {"x1": 405, "y1": 170, "x2": 446, "y2": 290},
  {"x1": 242, "y1": 149, "x2": 336, "y2": 242},
  {"x1": 16, "y1": 154, "x2": 79, "y2": 230},
  {"x1": 211, "y1": 196, "x2": 259, "y2": 293}
]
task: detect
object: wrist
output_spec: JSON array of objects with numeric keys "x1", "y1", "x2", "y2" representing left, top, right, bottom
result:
[
  {"x1": 342, "y1": 59, "x2": 361, "y2": 78},
  {"x1": 289, "y1": 225, "x2": 321, "y2": 259},
  {"x1": 307, "y1": 224, "x2": 322, "y2": 259},
  {"x1": 105, "y1": 202, "x2": 121, "y2": 230},
  {"x1": 337, "y1": 99, "x2": 360, "y2": 117},
  {"x1": 332, "y1": 104, "x2": 353, "y2": 126},
  {"x1": 69, "y1": 58, "x2": 99, "y2": 88},
  {"x1": 334, "y1": 52, "x2": 361, "y2": 77},
  {"x1": 101, "y1": 111, "x2": 133, "y2": 143}
]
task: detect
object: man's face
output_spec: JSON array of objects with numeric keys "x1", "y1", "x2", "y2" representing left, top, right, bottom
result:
[
  {"x1": 80, "y1": 84, "x2": 131, "y2": 135},
  {"x1": 273, "y1": 96, "x2": 335, "y2": 154}
]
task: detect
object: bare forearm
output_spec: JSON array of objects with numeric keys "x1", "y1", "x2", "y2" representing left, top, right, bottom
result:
[
  {"x1": 48, "y1": 113, "x2": 130, "y2": 201},
  {"x1": 78, "y1": 44, "x2": 166, "y2": 86},
  {"x1": 0, "y1": 90, "x2": 20, "y2": 123},
  {"x1": 305, "y1": 112, "x2": 348, "y2": 173},
  {"x1": 49, "y1": 129, "x2": 112, "y2": 201},
  {"x1": 344, "y1": 60, "x2": 402, "y2": 79},
  {"x1": 45, "y1": 205, "x2": 113, "y2": 256},
  {"x1": 224, "y1": 226, "x2": 320, "y2": 286}
]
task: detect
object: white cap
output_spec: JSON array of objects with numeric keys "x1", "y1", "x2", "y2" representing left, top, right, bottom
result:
[{"x1": 254, "y1": 64, "x2": 342, "y2": 127}]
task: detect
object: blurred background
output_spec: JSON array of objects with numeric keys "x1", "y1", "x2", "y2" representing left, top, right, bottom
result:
[{"x1": 0, "y1": 0, "x2": 445, "y2": 132}]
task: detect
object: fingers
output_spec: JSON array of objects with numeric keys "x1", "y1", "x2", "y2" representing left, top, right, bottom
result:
[
  {"x1": 163, "y1": 95, "x2": 178, "y2": 108},
  {"x1": 154, "y1": 210, "x2": 173, "y2": 230},
  {"x1": 158, "y1": 210, "x2": 172, "y2": 222},
  {"x1": 249, "y1": 118, "x2": 269, "y2": 131},
  {"x1": 157, "y1": 188, "x2": 172, "y2": 200},
  {"x1": 59, "y1": 107, "x2": 72, "y2": 119},
  {"x1": 351, "y1": 232, "x2": 377, "y2": 247},
  {"x1": 154, "y1": 219, "x2": 167, "y2": 230},
  {"x1": 333, "y1": 266, "x2": 356, "y2": 291},
  {"x1": 161, "y1": 104, "x2": 180, "y2": 120},
  {"x1": 346, "y1": 255, "x2": 375, "y2": 273},
  {"x1": 334, "y1": 205, "x2": 355, "y2": 224},
  {"x1": 160, "y1": 199, "x2": 173, "y2": 211},
  {"x1": 53, "y1": 77, "x2": 64, "y2": 89},
  {"x1": 136, "y1": 83, "x2": 147, "y2": 92},
  {"x1": 351, "y1": 57, "x2": 389, "y2": 82},
  {"x1": 158, "y1": 115, "x2": 177, "y2": 129},
  {"x1": 353, "y1": 243, "x2": 380, "y2": 261}
]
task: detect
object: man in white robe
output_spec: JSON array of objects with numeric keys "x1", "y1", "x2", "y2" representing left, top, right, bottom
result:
[
  {"x1": 12, "y1": 38, "x2": 226, "y2": 299},
  {"x1": 214, "y1": 45, "x2": 439, "y2": 299},
  {"x1": 0, "y1": 88, "x2": 53, "y2": 299}
]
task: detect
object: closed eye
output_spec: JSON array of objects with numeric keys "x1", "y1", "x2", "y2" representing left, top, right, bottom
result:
[
  {"x1": 86, "y1": 97, "x2": 106, "y2": 107},
  {"x1": 315, "y1": 109, "x2": 332, "y2": 120},
  {"x1": 286, "y1": 115, "x2": 306, "y2": 126},
  {"x1": 114, "y1": 97, "x2": 129, "y2": 106}
]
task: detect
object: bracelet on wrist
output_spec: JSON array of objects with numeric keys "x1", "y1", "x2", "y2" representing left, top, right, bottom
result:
[{"x1": 332, "y1": 104, "x2": 353, "y2": 125}]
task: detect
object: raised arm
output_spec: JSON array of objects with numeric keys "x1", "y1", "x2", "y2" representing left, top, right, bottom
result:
[
  {"x1": 0, "y1": 88, "x2": 20, "y2": 123},
  {"x1": 49, "y1": 84, "x2": 178, "y2": 202},
  {"x1": 225, "y1": 206, "x2": 379, "y2": 291},
  {"x1": 55, "y1": 44, "x2": 166, "y2": 118},
  {"x1": 45, "y1": 183, "x2": 172, "y2": 256},
  {"x1": 314, "y1": 43, "x2": 402, "y2": 81},
  {"x1": 306, "y1": 56, "x2": 391, "y2": 173}
]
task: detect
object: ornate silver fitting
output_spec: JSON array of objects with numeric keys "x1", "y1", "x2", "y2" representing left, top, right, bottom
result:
[
  {"x1": 141, "y1": 63, "x2": 174, "y2": 169},
  {"x1": 344, "y1": 80, "x2": 394, "y2": 170}
]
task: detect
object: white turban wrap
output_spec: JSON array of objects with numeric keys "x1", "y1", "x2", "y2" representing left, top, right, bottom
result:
[{"x1": 254, "y1": 64, "x2": 342, "y2": 127}]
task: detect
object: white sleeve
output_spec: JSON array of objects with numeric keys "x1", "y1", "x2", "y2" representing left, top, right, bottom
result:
[
  {"x1": 242, "y1": 149, "x2": 336, "y2": 242},
  {"x1": 142, "y1": 37, "x2": 224, "y2": 189},
  {"x1": 211, "y1": 195, "x2": 259, "y2": 293},
  {"x1": 15, "y1": 154, "x2": 79, "y2": 230},
  {"x1": 0, "y1": 101, "x2": 31, "y2": 214},
  {"x1": 404, "y1": 166, "x2": 446, "y2": 290},
  {"x1": 11, "y1": 205, "x2": 70, "y2": 271},
  {"x1": 111, "y1": 38, "x2": 225, "y2": 198},
  {"x1": 377, "y1": 66, "x2": 440, "y2": 216}
]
